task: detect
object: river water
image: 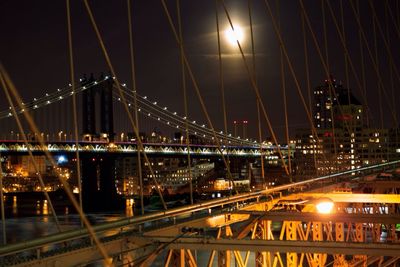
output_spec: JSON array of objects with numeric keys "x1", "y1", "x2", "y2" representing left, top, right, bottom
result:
[{"x1": 0, "y1": 194, "x2": 132, "y2": 244}]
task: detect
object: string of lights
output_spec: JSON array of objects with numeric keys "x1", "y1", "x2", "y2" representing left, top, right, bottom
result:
[{"x1": 0, "y1": 79, "x2": 264, "y2": 147}]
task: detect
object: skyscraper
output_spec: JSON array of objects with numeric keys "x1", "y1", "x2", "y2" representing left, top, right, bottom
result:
[
  {"x1": 313, "y1": 78, "x2": 362, "y2": 129},
  {"x1": 294, "y1": 77, "x2": 396, "y2": 177}
]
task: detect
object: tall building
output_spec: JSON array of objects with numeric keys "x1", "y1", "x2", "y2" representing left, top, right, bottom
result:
[
  {"x1": 313, "y1": 78, "x2": 362, "y2": 129},
  {"x1": 294, "y1": 78, "x2": 399, "y2": 177}
]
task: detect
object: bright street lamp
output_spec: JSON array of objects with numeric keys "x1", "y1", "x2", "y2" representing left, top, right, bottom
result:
[{"x1": 315, "y1": 198, "x2": 334, "y2": 214}]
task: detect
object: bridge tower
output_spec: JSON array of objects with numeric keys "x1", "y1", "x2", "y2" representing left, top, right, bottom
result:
[
  {"x1": 100, "y1": 75, "x2": 114, "y2": 142},
  {"x1": 80, "y1": 74, "x2": 119, "y2": 211},
  {"x1": 81, "y1": 74, "x2": 114, "y2": 142},
  {"x1": 81, "y1": 74, "x2": 97, "y2": 140}
]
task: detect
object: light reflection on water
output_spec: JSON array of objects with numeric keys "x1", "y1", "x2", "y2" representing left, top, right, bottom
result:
[
  {"x1": 0, "y1": 195, "x2": 134, "y2": 244},
  {"x1": 12, "y1": 195, "x2": 17, "y2": 215}
]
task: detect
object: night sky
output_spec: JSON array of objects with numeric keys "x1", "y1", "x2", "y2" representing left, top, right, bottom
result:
[{"x1": 1, "y1": 0, "x2": 399, "y2": 141}]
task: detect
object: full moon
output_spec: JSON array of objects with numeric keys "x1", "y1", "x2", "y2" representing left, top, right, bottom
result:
[{"x1": 224, "y1": 25, "x2": 244, "y2": 46}]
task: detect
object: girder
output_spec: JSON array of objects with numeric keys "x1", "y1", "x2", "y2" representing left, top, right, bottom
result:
[
  {"x1": 0, "y1": 141, "x2": 268, "y2": 157},
  {"x1": 143, "y1": 237, "x2": 400, "y2": 257},
  {"x1": 232, "y1": 210, "x2": 400, "y2": 224},
  {"x1": 280, "y1": 192, "x2": 400, "y2": 203}
]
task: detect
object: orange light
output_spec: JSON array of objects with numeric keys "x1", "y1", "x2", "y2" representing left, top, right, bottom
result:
[{"x1": 316, "y1": 199, "x2": 334, "y2": 214}]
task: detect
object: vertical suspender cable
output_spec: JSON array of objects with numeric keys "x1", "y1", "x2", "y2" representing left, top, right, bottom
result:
[
  {"x1": 0, "y1": 153, "x2": 6, "y2": 245},
  {"x1": 396, "y1": 1, "x2": 400, "y2": 29},
  {"x1": 385, "y1": 0, "x2": 399, "y2": 151},
  {"x1": 215, "y1": 1, "x2": 226, "y2": 138},
  {"x1": 340, "y1": 0, "x2": 355, "y2": 170},
  {"x1": 384, "y1": 1, "x2": 395, "y2": 161},
  {"x1": 176, "y1": 0, "x2": 193, "y2": 205},
  {"x1": 385, "y1": 0, "x2": 397, "y2": 116},
  {"x1": 215, "y1": 0, "x2": 231, "y2": 189},
  {"x1": 357, "y1": 0, "x2": 369, "y2": 127},
  {"x1": 276, "y1": 0, "x2": 292, "y2": 182},
  {"x1": 66, "y1": 0, "x2": 84, "y2": 225},
  {"x1": 301, "y1": 10, "x2": 318, "y2": 175},
  {"x1": 322, "y1": 0, "x2": 329, "y2": 70},
  {"x1": 247, "y1": 0, "x2": 265, "y2": 184},
  {"x1": 340, "y1": 0, "x2": 350, "y2": 94},
  {"x1": 127, "y1": 0, "x2": 145, "y2": 215},
  {"x1": 322, "y1": 0, "x2": 338, "y2": 172},
  {"x1": 372, "y1": 13, "x2": 384, "y2": 130}
]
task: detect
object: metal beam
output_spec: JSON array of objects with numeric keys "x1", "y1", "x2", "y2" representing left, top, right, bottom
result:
[
  {"x1": 143, "y1": 237, "x2": 400, "y2": 257},
  {"x1": 380, "y1": 257, "x2": 400, "y2": 267},
  {"x1": 233, "y1": 211, "x2": 400, "y2": 224},
  {"x1": 280, "y1": 193, "x2": 400, "y2": 203}
]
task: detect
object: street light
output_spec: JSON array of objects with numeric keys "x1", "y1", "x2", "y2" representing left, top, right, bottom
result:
[{"x1": 315, "y1": 198, "x2": 334, "y2": 214}]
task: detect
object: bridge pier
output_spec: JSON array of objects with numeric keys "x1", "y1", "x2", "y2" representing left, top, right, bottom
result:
[{"x1": 81, "y1": 154, "x2": 122, "y2": 211}]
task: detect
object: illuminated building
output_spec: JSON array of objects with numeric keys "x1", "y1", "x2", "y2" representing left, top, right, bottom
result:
[
  {"x1": 115, "y1": 157, "x2": 139, "y2": 195},
  {"x1": 21, "y1": 155, "x2": 48, "y2": 175},
  {"x1": 144, "y1": 159, "x2": 214, "y2": 195},
  {"x1": 294, "y1": 78, "x2": 400, "y2": 176}
]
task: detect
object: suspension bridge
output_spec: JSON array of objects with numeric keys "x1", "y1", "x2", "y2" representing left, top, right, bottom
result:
[{"x1": 1, "y1": 0, "x2": 400, "y2": 266}]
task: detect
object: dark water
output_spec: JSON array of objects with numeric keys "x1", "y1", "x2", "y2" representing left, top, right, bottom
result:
[{"x1": 0, "y1": 193, "x2": 133, "y2": 244}]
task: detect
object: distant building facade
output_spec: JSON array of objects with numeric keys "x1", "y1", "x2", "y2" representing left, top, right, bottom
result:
[{"x1": 294, "y1": 78, "x2": 400, "y2": 176}]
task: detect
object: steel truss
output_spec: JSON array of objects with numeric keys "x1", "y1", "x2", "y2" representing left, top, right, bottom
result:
[{"x1": 149, "y1": 194, "x2": 400, "y2": 267}]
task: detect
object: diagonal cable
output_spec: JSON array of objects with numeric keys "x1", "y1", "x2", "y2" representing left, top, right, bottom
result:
[
  {"x1": 219, "y1": 0, "x2": 289, "y2": 176},
  {"x1": 0, "y1": 65, "x2": 113, "y2": 266},
  {"x1": 160, "y1": 0, "x2": 238, "y2": 194},
  {"x1": 83, "y1": 0, "x2": 167, "y2": 210}
]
